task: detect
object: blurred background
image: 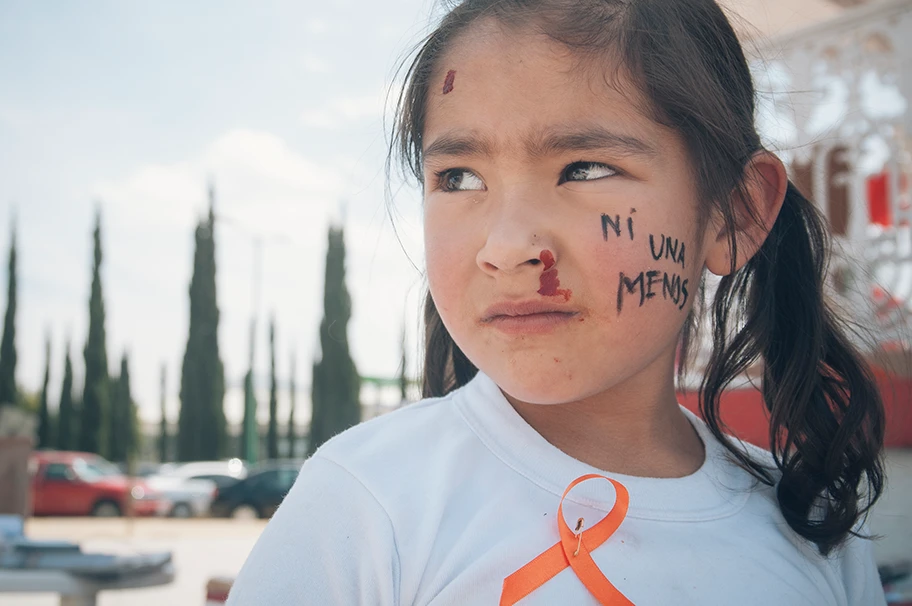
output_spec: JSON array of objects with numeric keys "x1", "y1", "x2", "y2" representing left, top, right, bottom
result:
[{"x1": 0, "y1": 0, "x2": 910, "y2": 604}]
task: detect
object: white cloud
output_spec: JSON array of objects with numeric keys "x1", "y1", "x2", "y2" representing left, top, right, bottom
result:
[
  {"x1": 94, "y1": 129, "x2": 345, "y2": 233},
  {"x1": 304, "y1": 18, "x2": 330, "y2": 35},
  {"x1": 299, "y1": 93, "x2": 387, "y2": 129},
  {"x1": 94, "y1": 161, "x2": 201, "y2": 231},
  {"x1": 300, "y1": 54, "x2": 331, "y2": 74},
  {"x1": 299, "y1": 109, "x2": 337, "y2": 129}
]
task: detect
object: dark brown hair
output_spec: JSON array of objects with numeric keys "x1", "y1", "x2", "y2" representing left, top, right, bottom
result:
[{"x1": 390, "y1": 0, "x2": 884, "y2": 555}]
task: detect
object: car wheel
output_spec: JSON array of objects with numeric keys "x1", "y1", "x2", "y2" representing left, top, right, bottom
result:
[
  {"x1": 231, "y1": 504, "x2": 259, "y2": 520},
  {"x1": 91, "y1": 500, "x2": 122, "y2": 517},
  {"x1": 170, "y1": 502, "x2": 193, "y2": 518}
]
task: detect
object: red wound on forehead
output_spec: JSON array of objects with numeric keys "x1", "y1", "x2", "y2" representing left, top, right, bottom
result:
[{"x1": 442, "y1": 70, "x2": 456, "y2": 94}]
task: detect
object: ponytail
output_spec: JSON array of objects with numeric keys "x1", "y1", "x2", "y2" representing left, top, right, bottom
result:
[
  {"x1": 700, "y1": 181, "x2": 885, "y2": 555},
  {"x1": 422, "y1": 292, "x2": 477, "y2": 398}
]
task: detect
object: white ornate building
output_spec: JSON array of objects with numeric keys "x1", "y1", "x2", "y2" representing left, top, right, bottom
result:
[{"x1": 723, "y1": 0, "x2": 912, "y2": 362}]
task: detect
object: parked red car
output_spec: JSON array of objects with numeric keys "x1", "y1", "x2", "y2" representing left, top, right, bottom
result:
[{"x1": 28, "y1": 451, "x2": 169, "y2": 517}]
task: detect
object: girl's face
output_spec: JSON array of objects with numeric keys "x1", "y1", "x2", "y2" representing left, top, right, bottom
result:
[{"x1": 423, "y1": 24, "x2": 716, "y2": 405}]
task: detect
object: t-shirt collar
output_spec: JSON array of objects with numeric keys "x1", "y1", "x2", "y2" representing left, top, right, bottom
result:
[{"x1": 454, "y1": 371, "x2": 757, "y2": 521}]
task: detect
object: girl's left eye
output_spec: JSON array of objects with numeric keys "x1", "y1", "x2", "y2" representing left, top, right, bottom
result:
[{"x1": 559, "y1": 161, "x2": 618, "y2": 184}]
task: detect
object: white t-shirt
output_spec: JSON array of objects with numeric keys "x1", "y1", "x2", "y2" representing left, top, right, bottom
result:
[{"x1": 227, "y1": 372, "x2": 885, "y2": 605}]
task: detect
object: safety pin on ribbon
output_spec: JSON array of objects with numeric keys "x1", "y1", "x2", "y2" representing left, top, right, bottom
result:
[
  {"x1": 573, "y1": 518, "x2": 584, "y2": 557},
  {"x1": 500, "y1": 474, "x2": 634, "y2": 606}
]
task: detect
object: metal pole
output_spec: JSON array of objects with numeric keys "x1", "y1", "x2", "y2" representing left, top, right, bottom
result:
[
  {"x1": 218, "y1": 214, "x2": 288, "y2": 465},
  {"x1": 243, "y1": 239, "x2": 262, "y2": 465}
]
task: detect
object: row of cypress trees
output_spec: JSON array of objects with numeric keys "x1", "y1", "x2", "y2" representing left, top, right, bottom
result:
[
  {"x1": 1, "y1": 185, "x2": 364, "y2": 464},
  {"x1": 0, "y1": 214, "x2": 139, "y2": 463}
]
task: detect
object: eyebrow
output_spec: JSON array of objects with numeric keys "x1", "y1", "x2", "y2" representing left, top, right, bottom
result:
[
  {"x1": 528, "y1": 125, "x2": 658, "y2": 159},
  {"x1": 422, "y1": 125, "x2": 657, "y2": 163},
  {"x1": 423, "y1": 131, "x2": 496, "y2": 160}
]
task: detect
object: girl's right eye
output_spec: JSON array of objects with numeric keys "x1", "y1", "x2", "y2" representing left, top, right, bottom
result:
[{"x1": 436, "y1": 169, "x2": 485, "y2": 192}]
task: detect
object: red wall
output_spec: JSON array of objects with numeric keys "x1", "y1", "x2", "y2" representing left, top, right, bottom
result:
[{"x1": 677, "y1": 371, "x2": 912, "y2": 449}]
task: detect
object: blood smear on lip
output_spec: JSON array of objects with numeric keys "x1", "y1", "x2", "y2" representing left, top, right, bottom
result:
[
  {"x1": 538, "y1": 250, "x2": 571, "y2": 301},
  {"x1": 443, "y1": 70, "x2": 456, "y2": 94}
]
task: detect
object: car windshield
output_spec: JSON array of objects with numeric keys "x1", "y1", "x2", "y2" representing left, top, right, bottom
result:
[{"x1": 72, "y1": 458, "x2": 121, "y2": 482}]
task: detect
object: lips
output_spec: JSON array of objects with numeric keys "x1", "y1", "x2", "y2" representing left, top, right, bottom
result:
[
  {"x1": 481, "y1": 300, "x2": 579, "y2": 334},
  {"x1": 482, "y1": 300, "x2": 576, "y2": 320}
]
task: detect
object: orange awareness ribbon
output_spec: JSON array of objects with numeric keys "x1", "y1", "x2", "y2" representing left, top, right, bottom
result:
[{"x1": 500, "y1": 474, "x2": 634, "y2": 606}]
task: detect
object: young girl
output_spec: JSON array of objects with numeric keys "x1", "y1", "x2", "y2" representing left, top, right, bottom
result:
[{"x1": 228, "y1": 0, "x2": 887, "y2": 603}]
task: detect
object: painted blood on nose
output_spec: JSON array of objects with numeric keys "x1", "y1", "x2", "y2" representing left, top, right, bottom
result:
[
  {"x1": 537, "y1": 250, "x2": 571, "y2": 301},
  {"x1": 539, "y1": 250, "x2": 555, "y2": 270}
]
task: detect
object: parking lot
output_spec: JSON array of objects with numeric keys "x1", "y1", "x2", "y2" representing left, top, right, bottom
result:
[{"x1": 3, "y1": 518, "x2": 267, "y2": 606}]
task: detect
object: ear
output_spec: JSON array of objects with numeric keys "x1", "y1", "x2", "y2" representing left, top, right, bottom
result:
[{"x1": 704, "y1": 151, "x2": 788, "y2": 276}]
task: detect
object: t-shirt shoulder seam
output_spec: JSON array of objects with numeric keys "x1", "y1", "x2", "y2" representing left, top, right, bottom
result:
[
  {"x1": 398, "y1": 390, "x2": 460, "y2": 412},
  {"x1": 353, "y1": 390, "x2": 460, "y2": 427},
  {"x1": 312, "y1": 453, "x2": 402, "y2": 606}
]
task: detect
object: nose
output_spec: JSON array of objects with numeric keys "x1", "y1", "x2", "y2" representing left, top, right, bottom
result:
[{"x1": 476, "y1": 197, "x2": 551, "y2": 277}]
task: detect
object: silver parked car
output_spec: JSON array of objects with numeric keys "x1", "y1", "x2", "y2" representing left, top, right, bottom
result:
[
  {"x1": 147, "y1": 459, "x2": 248, "y2": 517},
  {"x1": 142, "y1": 474, "x2": 217, "y2": 518}
]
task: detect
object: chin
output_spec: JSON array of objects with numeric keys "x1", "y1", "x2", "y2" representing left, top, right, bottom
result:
[{"x1": 484, "y1": 363, "x2": 588, "y2": 406}]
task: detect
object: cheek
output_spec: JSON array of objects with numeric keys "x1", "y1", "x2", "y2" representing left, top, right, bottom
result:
[
  {"x1": 424, "y1": 211, "x2": 471, "y2": 314},
  {"x1": 425, "y1": 242, "x2": 455, "y2": 314},
  {"x1": 580, "y1": 212, "x2": 700, "y2": 319}
]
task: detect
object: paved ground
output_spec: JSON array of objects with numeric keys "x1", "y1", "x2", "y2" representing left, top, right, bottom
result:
[
  {"x1": 2, "y1": 450, "x2": 910, "y2": 605},
  {"x1": 3, "y1": 518, "x2": 267, "y2": 606}
]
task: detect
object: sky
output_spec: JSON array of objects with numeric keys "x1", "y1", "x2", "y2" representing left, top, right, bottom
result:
[{"x1": 0, "y1": 0, "x2": 441, "y2": 426}]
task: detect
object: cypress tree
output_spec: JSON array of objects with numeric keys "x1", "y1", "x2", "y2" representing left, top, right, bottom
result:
[
  {"x1": 37, "y1": 334, "x2": 52, "y2": 448},
  {"x1": 109, "y1": 355, "x2": 124, "y2": 461},
  {"x1": 399, "y1": 325, "x2": 408, "y2": 404},
  {"x1": 80, "y1": 211, "x2": 109, "y2": 455},
  {"x1": 267, "y1": 317, "x2": 278, "y2": 460},
  {"x1": 287, "y1": 351, "x2": 296, "y2": 459},
  {"x1": 56, "y1": 343, "x2": 76, "y2": 450},
  {"x1": 240, "y1": 368, "x2": 257, "y2": 461},
  {"x1": 109, "y1": 353, "x2": 137, "y2": 464},
  {"x1": 0, "y1": 225, "x2": 17, "y2": 407},
  {"x1": 178, "y1": 186, "x2": 226, "y2": 461},
  {"x1": 308, "y1": 226, "x2": 360, "y2": 455},
  {"x1": 159, "y1": 364, "x2": 168, "y2": 463}
]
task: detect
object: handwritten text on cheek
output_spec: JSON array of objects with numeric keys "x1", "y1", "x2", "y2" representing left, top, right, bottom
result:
[{"x1": 602, "y1": 210, "x2": 690, "y2": 314}]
